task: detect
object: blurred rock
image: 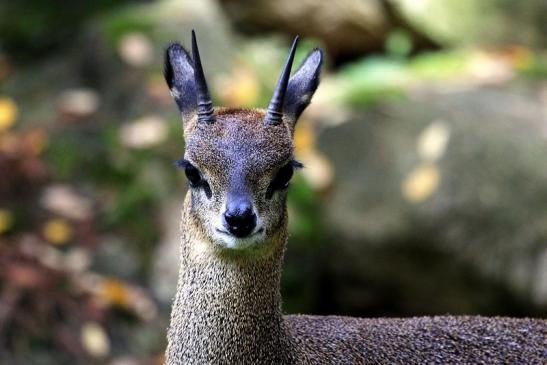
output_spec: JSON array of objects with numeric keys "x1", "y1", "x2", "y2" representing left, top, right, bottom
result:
[
  {"x1": 41, "y1": 184, "x2": 93, "y2": 221},
  {"x1": 109, "y1": 357, "x2": 141, "y2": 365},
  {"x1": 57, "y1": 88, "x2": 101, "y2": 120},
  {"x1": 118, "y1": 33, "x2": 154, "y2": 68},
  {"x1": 395, "y1": 0, "x2": 547, "y2": 49},
  {"x1": 119, "y1": 115, "x2": 168, "y2": 149},
  {"x1": 317, "y1": 81, "x2": 547, "y2": 314},
  {"x1": 533, "y1": 248, "x2": 547, "y2": 306},
  {"x1": 80, "y1": 322, "x2": 110, "y2": 358},
  {"x1": 64, "y1": 248, "x2": 92, "y2": 273},
  {"x1": 541, "y1": 86, "x2": 547, "y2": 139},
  {"x1": 218, "y1": 0, "x2": 439, "y2": 65}
]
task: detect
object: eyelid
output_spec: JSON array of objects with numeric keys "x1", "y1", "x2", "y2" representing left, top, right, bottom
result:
[
  {"x1": 177, "y1": 159, "x2": 212, "y2": 198},
  {"x1": 175, "y1": 158, "x2": 192, "y2": 169},
  {"x1": 177, "y1": 159, "x2": 210, "y2": 181}
]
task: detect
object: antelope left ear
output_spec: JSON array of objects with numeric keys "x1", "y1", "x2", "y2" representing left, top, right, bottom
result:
[
  {"x1": 283, "y1": 48, "x2": 323, "y2": 128},
  {"x1": 164, "y1": 43, "x2": 197, "y2": 124}
]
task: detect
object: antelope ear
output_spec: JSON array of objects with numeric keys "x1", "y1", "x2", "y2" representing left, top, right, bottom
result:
[
  {"x1": 164, "y1": 43, "x2": 197, "y2": 124},
  {"x1": 283, "y1": 48, "x2": 323, "y2": 127}
]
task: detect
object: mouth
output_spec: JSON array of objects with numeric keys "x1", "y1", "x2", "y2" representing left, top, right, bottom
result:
[
  {"x1": 213, "y1": 227, "x2": 265, "y2": 249},
  {"x1": 215, "y1": 227, "x2": 264, "y2": 239}
]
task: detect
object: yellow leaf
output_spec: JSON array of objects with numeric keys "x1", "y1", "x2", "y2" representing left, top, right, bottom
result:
[
  {"x1": 0, "y1": 97, "x2": 18, "y2": 132},
  {"x1": 43, "y1": 218, "x2": 73, "y2": 244},
  {"x1": 99, "y1": 278, "x2": 131, "y2": 308},
  {"x1": 24, "y1": 129, "x2": 48, "y2": 156},
  {"x1": 215, "y1": 66, "x2": 259, "y2": 107},
  {"x1": 80, "y1": 322, "x2": 110, "y2": 358},
  {"x1": 0, "y1": 209, "x2": 14, "y2": 233},
  {"x1": 507, "y1": 46, "x2": 533, "y2": 70},
  {"x1": 293, "y1": 119, "x2": 315, "y2": 154},
  {"x1": 402, "y1": 163, "x2": 440, "y2": 203},
  {"x1": 299, "y1": 151, "x2": 334, "y2": 192},
  {"x1": 417, "y1": 120, "x2": 450, "y2": 162}
]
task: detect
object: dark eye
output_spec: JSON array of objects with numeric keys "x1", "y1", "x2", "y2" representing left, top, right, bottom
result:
[
  {"x1": 184, "y1": 164, "x2": 202, "y2": 187},
  {"x1": 175, "y1": 159, "x2": 212, "y2": 198},
  {"x1": 266, "y1": 161, "x2": 302, "y2": 199},
  {"x1": 273, "y1": 164, "x2": 294, "y2": 189}
]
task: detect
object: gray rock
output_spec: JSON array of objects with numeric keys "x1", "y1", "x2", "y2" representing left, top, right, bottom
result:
[{"x1": 316, "y1": 82, "x2": 547, "y2": 315}]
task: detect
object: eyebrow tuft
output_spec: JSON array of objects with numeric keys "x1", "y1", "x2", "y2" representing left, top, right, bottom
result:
[
  {"x1": 175, "y1": 158, "x2": 192, "y2": 169},
  {"x1": 290, "y1": 160, "x2": 304, "y2": 169}
]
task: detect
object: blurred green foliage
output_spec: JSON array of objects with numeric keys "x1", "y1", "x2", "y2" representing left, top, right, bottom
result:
[{"x1": 0, "y1": 0, "x2": 147, "y2": 61}]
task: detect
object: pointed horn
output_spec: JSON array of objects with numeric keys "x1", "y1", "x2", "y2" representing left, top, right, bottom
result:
[
  {"x1": 191, "y1": 30, "x2": 215, "y2": 124},
  {"x1": 265, "y1": 36, "x2": 299, "y2": 125}
]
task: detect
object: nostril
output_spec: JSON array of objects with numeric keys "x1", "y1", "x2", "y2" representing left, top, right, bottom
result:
[
  {"x1": 224, "y1": 211, "x2": 255, "y2": 226},
  {"x1": 223, "y1": 210, "x2": 257, "y2": 238},
  {"x1": 223, "y1": 195, "x2": 257, "y2": 237}
]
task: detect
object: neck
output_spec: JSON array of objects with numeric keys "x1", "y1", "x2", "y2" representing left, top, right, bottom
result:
[{"x1": 165, "y1": 197, "x2": 296, "y2": 364}]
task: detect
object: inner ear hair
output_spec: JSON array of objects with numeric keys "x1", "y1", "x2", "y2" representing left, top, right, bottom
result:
[
  {"x1": 164, "y1": 42, "x2": 198, "y2": 123},
  {"x1": 283, "y1": 48, "x2": 323, "y2": 125}
]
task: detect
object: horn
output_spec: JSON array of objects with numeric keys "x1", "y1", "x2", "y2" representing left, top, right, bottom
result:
[
  {"x1": 265, "y1": 36, "x2": 299, "y2": 125},
  {"x1": 191, "y1": 30, "x2": 215, "y2": 124}
]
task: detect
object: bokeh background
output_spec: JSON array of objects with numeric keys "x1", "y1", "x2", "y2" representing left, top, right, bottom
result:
[{"x1": 1, "y1": 0, "x2": 546, "y2": 364}]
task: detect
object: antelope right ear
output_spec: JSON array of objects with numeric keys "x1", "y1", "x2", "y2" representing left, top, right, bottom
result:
[
  {"x1": 283, "y1": 48, "x2": 323, "y2": 128},
  {"x1": 164, "y1": 43, "x2": 198, "y2": 124}
]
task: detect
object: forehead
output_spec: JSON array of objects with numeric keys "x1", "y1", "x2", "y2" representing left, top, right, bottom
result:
[{"x1": 185, "y1": 109, "x2": 294, "y2": 174}]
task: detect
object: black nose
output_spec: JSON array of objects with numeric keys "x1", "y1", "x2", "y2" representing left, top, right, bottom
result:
[{"x1": 223, "y1": 196, "x2": 256, "y2": 238}]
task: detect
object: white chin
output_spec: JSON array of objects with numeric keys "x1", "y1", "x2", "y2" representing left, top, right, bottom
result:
[{"x1": 213, "y1": 230, "x2": 264, "y2": 250}]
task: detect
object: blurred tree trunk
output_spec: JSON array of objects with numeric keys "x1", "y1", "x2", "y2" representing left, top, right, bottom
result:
[{"x1": 218, "y1": 0, "x2": 439, "y2": 65}]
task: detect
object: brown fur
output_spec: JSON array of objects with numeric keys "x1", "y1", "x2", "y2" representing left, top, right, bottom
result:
[
  {"x1": 287, "y1": 315, "x2": 546, "y2": 364},
  {"x1": 166, "y1": 199, "x2": 299, "y2": 364},
  {"x1": 166, "y1": 110, "x2": 301, "y2": 364},
  {"x1": 165, "y1": 109, "x2": 546, "y2": 365}
]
